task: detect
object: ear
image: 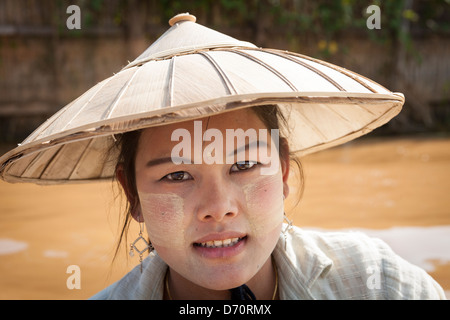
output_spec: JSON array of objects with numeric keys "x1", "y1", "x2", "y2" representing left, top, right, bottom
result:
[
  {"x1": 116, "y1": 163, "x2": 142, "y2": 222},
  {"x1": 279, "y1": 138, "x2": 290, "y2": 200}
]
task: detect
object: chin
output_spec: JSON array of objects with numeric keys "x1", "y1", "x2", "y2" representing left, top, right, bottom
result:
[
  {"x1": 197, "y1": 274, "x2": 250, "y2": 291},
  {"x1": 186, "y1": 261, "x2": 255, "y2": 291}
]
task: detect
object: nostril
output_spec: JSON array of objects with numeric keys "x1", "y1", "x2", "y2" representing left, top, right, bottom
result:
[{"x1": 200, "y1": 211, "x2": 236, "y2": 222}]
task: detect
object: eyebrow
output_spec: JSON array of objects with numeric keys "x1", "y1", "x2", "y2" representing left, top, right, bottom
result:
[
  {"x1": 145, "y1": 140, "x2": 269, "y2": 167},
  {"x1": 146, "y1": 157, "x2": 190, "y2": 167},
  {"x1": 229, "y1": 140, "x2": 268, "y2": 157}
]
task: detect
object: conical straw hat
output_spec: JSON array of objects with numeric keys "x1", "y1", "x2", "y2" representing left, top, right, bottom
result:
[{"x1": 0, "y1": 13, "x2": 403, "y2": 185}]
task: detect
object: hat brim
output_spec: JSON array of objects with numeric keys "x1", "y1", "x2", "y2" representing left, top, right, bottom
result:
[{"x1": 0, "y1": 89, "x2": 403, "y2": 185}]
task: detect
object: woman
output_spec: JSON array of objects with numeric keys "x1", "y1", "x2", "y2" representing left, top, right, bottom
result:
[
  {"x1": 91, "y1": 105, "x2": 444, "y2": 300},
  {"x1": 0, "y1": 14, "x2": 445, "y2": 299}
]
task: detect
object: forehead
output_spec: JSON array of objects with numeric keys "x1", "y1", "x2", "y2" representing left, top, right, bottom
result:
[
  {"x1": 137, "y1": 108, "x2": 268, "y2": 154},
  {"x1": 147, "y1": 108, "x2": 264, "y2": 134}
]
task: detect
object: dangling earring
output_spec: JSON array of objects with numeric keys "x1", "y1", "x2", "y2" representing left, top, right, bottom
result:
[{"x1": 129, "y1": 222, "x2": 154, "y2": 273}]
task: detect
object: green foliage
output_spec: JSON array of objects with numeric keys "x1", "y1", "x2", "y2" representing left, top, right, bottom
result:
[{"x1": 57, "y1": 0, "x2": 448, "y2": 57}]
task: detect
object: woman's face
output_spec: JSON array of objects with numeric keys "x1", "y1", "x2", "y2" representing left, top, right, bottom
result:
[{"x1": 132, "y1": 108, "x2": 289, "y2": 290}]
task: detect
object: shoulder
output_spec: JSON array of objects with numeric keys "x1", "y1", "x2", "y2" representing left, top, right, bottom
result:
[
  {"x1": 89, "y1": 263, "x2": 146, "y2": 300},
  {"x1": 285, "y1": 227, "x2": 446, "y2": 299},
  {"x1": 89, "y1": 253, "x2": 167, "y2": 300}
]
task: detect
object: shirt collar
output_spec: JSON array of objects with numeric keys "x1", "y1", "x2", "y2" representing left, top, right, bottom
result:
[{"x1": 273, "y1": 226, "x2": 333, "y2": 300}]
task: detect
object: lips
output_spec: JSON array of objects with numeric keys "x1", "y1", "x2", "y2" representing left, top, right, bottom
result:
[
  {"x1": 194, "y1": 236, "x2": 246, "y2": 248},
  {"x1": 193, "y1": 234, "x2": 247, "y2": 259}
]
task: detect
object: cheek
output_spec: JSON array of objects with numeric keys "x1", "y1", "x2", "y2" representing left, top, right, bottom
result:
[
  {"x1": 138, "y1": 192, "x2": 186, "y2": 250},
  {"x1": 242, "y1": 173, "x2": 284, "y2": 237}
]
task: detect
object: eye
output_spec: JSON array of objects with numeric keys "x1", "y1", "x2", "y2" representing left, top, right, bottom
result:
[
  {"x1": 162, "y1": 171, "x2": 192, "y2": 182},
  {"x1": 230, "y1": 161, "x2": 259, "y2": 172}
]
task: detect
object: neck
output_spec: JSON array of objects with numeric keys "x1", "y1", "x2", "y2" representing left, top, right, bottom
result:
[{"x1": 164, "y1": 255, "x2": 277, "y2": 300}]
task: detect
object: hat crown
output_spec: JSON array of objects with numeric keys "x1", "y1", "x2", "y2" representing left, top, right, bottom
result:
[{"x1": 124, "y1": 13, "x2": 256, "y2": 69}]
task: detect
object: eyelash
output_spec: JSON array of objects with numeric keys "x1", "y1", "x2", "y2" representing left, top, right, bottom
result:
[{"x1": 161, "y1": 161, "x2": 260, "y2": 182}]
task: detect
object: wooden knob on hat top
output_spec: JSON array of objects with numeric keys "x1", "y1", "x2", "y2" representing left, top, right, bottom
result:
[{"x1": 169, "y1": 13, "x2": 197, "y2": 26}]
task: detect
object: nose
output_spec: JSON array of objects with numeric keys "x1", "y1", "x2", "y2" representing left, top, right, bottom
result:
[{"x1": 195, "y1": 178, "x2": 239, "y2": 222}]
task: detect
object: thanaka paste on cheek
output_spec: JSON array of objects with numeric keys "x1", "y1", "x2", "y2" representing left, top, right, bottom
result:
[
  {"x1": 137, "y1": 192, "x2": 186, "y2": 249},
  {"x1": 242, "y1": 170, "x2": 284, "y2": 238}
]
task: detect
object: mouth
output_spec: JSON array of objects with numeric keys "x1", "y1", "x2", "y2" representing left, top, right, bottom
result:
[
  {"x1": 192, "y1": 235, "x2": 248, "y2": 259},
  {"x1": 193, "y1": 236, "x2": 247, "y2": 248}
]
